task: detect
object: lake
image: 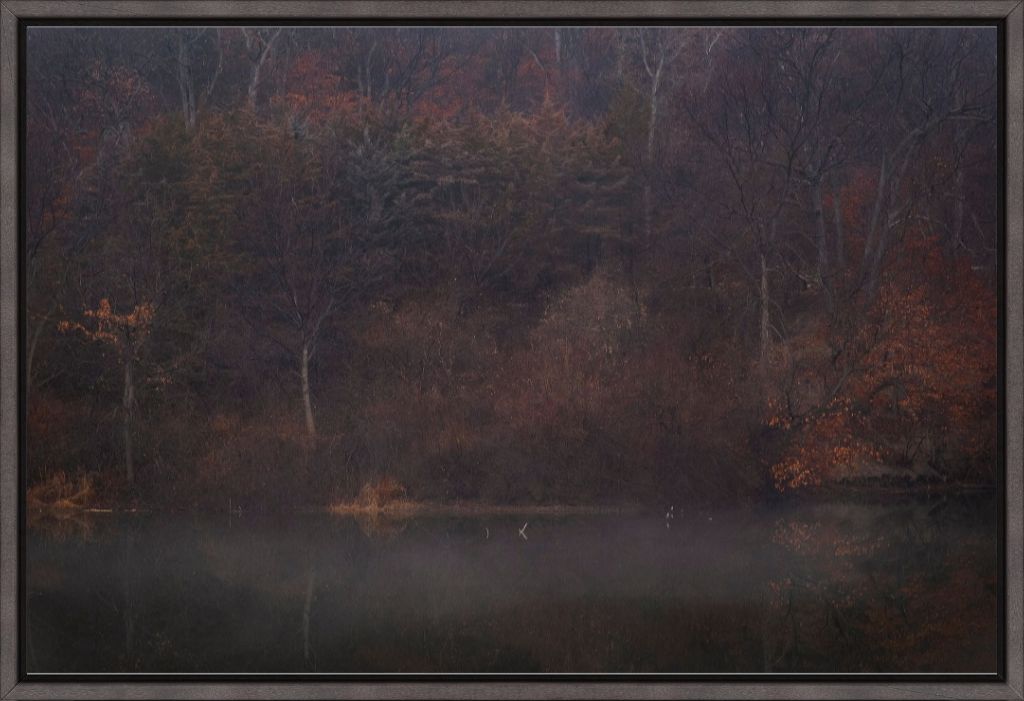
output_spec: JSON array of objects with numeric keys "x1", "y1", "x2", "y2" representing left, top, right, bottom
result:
[{"x1": 25, "y1": 495, "x2": 998, "y2": 674}]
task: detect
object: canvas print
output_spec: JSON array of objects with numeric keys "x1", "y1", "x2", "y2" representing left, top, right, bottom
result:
[{"x1": 23, "y1": 24, "x2": 1000, "y2": 674}]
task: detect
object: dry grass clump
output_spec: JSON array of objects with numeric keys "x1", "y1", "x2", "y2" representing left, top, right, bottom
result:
[
  {"x1": 330, "y1": 476, "x2": 639, "y2": 519},
  {"x1": 27, "y1": 470, "x2": 93, "y2": 511},
  {"x1": 331, "y1": 476, "x2": 417, "y2": 515}
]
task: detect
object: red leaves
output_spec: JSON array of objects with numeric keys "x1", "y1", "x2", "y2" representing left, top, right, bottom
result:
[
  {"x1": 768, "y1": 234, "x2": 996, "y2": 491},
  {"x1": 272, "y1": 50, "x2": 361, "y2": 126},
  {"x1": 58, "y1": 298, "x2": 155, "y2": 356}
]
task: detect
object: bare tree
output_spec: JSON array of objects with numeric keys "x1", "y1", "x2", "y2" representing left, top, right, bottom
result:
[
  {"x1": 232, "y1": 125, "x2": 414, "y2": 441},
  {"x1": 687, "y1": 32, "x2": 798, "y2": 374},
  {"x1": 634, "y1": 29, "x2": 686, "y2": 251},
  {"x1": 236, "y1": 165, "x2": 341, "y2": 440},
  {"x1": 243, "y1": 27, "x2": 283, "y2": 112},
  {"x1": 174, "y1": 28, "x2": 224, "y2": 130},
  {"x1": 854, "y1": 28, "x2": 992, "y2": 300}
]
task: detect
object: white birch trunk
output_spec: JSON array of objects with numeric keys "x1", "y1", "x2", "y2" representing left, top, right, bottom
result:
[
  {"x1": 301, "y1": 343, "x2": 317, "y2": 440},
  {"x1": 759, "y1": 252, "x2": 771, "y2": 374}
]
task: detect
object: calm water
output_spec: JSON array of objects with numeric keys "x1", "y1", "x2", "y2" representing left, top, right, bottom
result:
[{"x1": 26, "y1": 496, "x2": 998, "y2": 674}]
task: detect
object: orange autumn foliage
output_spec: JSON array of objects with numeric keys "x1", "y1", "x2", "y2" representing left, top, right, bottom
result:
[
  {"x1": 770, "y1": 235, "x2": 996, "y2": 491},
  {"x1": 58, "y1": 298, "x2": 155, "y2": 356},
  {"x1": 272, "y1": 51, "x2": 362, "y2": 126}
]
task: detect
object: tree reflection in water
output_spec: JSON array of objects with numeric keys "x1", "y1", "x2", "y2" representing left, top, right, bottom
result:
[
  {"x1": 762, "y1": 499, "x2": 997, "y2": 672},
  {"x1": 26, "y1": 496, "x2": 997, "y2": 673}
]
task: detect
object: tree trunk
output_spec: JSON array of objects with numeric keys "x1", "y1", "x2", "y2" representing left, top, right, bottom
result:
[
  {"x1": 951, "y1": 122, "x2": 967, "y2": 252},
  {"x1": 247, "y1": 29, "x2": 282, "y2": 112},
  {"x1": 811, "y1": 180, "x2": 835, "y2": 313},
  {"x1": 26, "y1": 302, "x2": 55, "y2": 388},
  {"x1": 952, "y1": 165, "x2": 965, "y2": 252},
  {"x1": 862, "y1": 146, "x2": 916, "y2": 302},
  {"x1": 177, "y1": 33, "x2": 197, "y2": 131},
  {"x1": 122, "y1": 356, "x2": 135, "y2": 484},
  {"x1": 202, "y1": 29, "x2": 224, "y2": 107},
  {"x1": 831, "y1": 177, "x2": 845, "y2": 269},
  {"x1": 644, "y1": 75, "x2": 660, "y2": 251},
  {"x1": 26, "y1": 322, "x2": 41, "y2": 389},
  {"x1": 643, "y1": 185, "x2": 653, "y2": 251},
  {"x1": 300, "y1": 343, "x2": 317, "y2": 440},
  {"x1": 950, "y1": 86, "x2": 968, "y2": 252},
  {"x1": 810, "y1": 180, "x2": 829, "y2": 282},
  {"x1": 859, "y1": 154, "x2": 889, "y2": 289},
  {"x1": 759, "y1": 252, "x2": 771, "y2": 374},
  {"x1": 615, "y1": 31, "x2": 626, "y2": 81}
]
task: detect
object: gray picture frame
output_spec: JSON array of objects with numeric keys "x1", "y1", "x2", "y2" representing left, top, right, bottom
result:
[{"x1": 0, "y1": 1, "x2": 1021, "y2": 699}]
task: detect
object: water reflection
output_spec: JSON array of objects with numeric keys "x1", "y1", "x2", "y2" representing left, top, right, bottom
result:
[
  {"x1": 759, "y1": 499, "x2": 997, "y2": 672},
  {"x1": 26, "y1": 496, "x2": 997, "y2": 673}
]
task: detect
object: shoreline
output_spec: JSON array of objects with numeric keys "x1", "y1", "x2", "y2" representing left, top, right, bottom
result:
[
  {"x1": 326, "y1": 500, "x2": 641, "y2": 518},
  {"x1": 24, "y1": 480, "x2": 998, "y2": 519}
]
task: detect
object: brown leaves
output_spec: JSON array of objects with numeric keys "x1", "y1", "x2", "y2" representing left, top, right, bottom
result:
[
  {"x1": 58, "y1": 298, "x2": 155, "y2": 355},
  {"x1": 768, "y1": 234, "x2": 996, "y2": 491}
]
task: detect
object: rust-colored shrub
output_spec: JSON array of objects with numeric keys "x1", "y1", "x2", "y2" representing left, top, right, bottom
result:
[
  {"x1": 27, "y1": 470, "x2": 93, "y2": 510},
  {"x1": 357, "y1": 476, "x2": 408, "y2": 509}
]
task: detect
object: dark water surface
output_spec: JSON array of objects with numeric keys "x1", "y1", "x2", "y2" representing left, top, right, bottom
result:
[{"x1": 26, "y1": 496, "x2": 997, "y2": 674}]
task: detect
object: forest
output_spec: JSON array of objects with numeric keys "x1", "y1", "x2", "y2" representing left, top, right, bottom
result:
[{"x1": 24, "y1": 25, "x2": 999, "y2": 512}]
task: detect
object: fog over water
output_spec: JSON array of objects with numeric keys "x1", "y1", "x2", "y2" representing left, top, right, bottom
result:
[{"x1": 27, "y1": 495, "x2": 997, "y2": 674}]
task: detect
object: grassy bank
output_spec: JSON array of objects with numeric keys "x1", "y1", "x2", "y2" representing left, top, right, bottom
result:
[
  {"x1": 328, "y1": 500, "x2": 640, "y2": 518},
  {"x1": 25, "y1": 468, "x2": 994, "y2": 520}
]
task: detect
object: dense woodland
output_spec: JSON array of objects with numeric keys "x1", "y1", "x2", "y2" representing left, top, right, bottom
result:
[{"x1": 24, "y1": 26, "x2": 999, "y2": 511}]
